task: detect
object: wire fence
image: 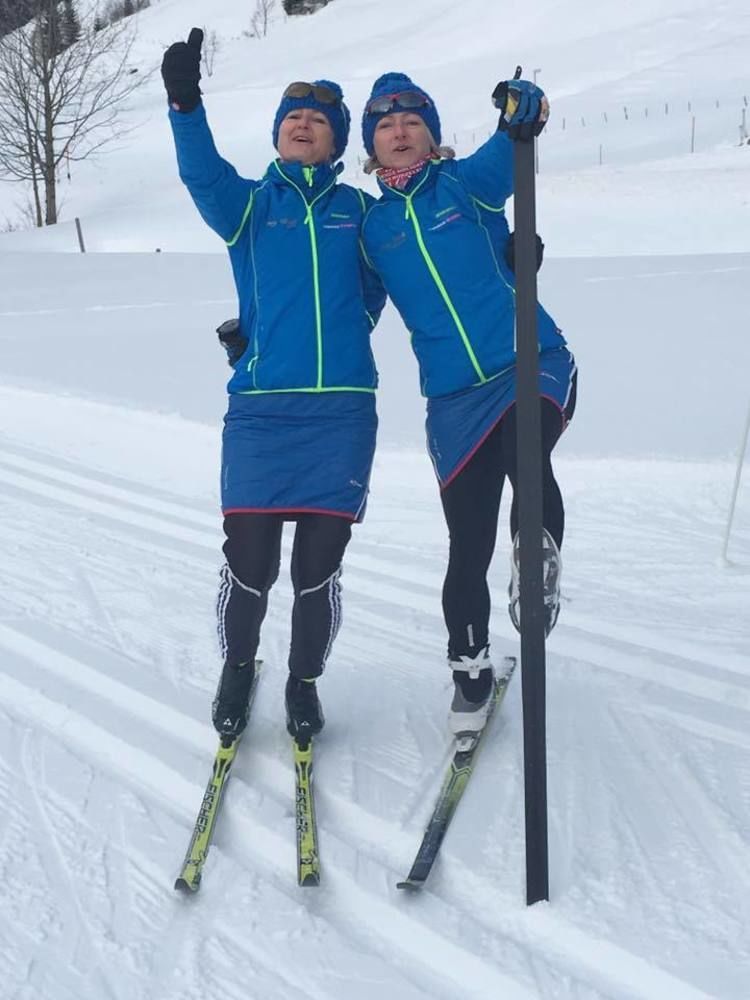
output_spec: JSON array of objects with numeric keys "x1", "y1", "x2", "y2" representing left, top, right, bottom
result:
[{"x1": 353, "y1": 92, "x2": 749, "y2": 176}]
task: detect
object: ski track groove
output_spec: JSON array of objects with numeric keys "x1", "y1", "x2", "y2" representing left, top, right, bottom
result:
[
  {"x1": 0, "y1": 915, "x2": 94, "y2": 1000},
  {"x1": 0, "y1": 446, "x2": 745, "y2": 998},
  {"x1": 2, "y1": 456, "x2": 746, "y2": 752},
  {"x1": 12, "y1": 760, "x2": 344, "y2": 1000},
  {"x1": 17, "y1": 733, "x2": 122, "y2": 1000},
  {"x1": 0, "y1": 621, "x2": 723, "y2": 1000},
  {"x1": 0, "y1": 672, "x2": 534, "y2": 1000},
  {"x1": 613, "y1": 705, "x2": 750, "y2": 921},
  {"x1": 3, "y1": 443, "x2": 748, "y2": 674},
  {"x1": 0, "y1": 454, "x2": 747, "y2": 724},
  {"x1": 434, "y1": 699, "x2": 719, "y2": 1000},
  {"x1": 603, "y1": 703, "x2": 702, "y2": 924}
]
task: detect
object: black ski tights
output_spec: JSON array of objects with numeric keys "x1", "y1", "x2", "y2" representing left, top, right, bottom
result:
[
  {"x1": 440, "y1": 400, "x2": 566, "y2": 660},
  {"x1": 217, "y1": 513, "x2": 352, "y2": 679}
]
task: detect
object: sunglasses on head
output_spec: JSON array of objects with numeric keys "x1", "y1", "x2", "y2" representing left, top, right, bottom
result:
[
  {"x1": 283, "y1": 81, "x2": 341, "y2": 105},
  {"x1": 365, "y1": 91, "x2": 431, "y2": 115}
]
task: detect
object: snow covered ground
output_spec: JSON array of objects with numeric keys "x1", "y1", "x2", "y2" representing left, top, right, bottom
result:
[{"x1": 0, "y1": 0, "x2": 749, "y2": 998}]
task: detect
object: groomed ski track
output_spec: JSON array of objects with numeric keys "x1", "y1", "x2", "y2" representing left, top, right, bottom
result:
[{"x1": 0, "y1": 404, "x2": 748, "y2": 1000}]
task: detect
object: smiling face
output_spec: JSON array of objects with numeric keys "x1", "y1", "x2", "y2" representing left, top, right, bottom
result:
[
  {"x1": 276, "y1": 107, "x2": 335, "y2": 165},
  {"x1": 371, "y1": 111, "x2": 433, "y2": 168}
]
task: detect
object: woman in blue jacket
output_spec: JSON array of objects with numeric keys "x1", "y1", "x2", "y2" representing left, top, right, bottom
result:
[
  {"x1": 360, "y1": 72, "x2": 577, "y2": 735},
  {"x1": 162, "y1": 30, "x2": 385, "y2": 744}
]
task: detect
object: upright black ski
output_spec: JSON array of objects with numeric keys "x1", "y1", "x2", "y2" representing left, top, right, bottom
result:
[
  {"x1": 509, "y1": 66, "x2": 551, "y2": 906},
  {"x1": 397, "y1": 656, "x2": 517, "y2": 890},
  {"x1": 175, "y1": 666, "x2": 261, "y2": 893}
]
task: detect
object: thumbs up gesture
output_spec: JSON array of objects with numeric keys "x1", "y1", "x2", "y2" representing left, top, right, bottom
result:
[{"x1": 161, "y1": 27, "x2": 204, "y2": 112}]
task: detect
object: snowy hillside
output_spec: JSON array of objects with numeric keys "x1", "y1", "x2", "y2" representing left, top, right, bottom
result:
[
  {"x1": 1, "y1": 0, "x2": 749, "y2": 254},
  {"x1": 0, "y1": 1, "x2": 749, "y2": 998}
]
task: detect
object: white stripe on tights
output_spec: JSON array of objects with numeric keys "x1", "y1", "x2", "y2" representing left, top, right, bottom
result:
[
  {"x1": 322, "y1": 567, "x2": 343, "y2": 666},
  {"x1": 299, "y1": 567, "x2": 339, "y2": 597},
  {"x1": 216, "y1": 563, "x2": 232, "y2": 660}
]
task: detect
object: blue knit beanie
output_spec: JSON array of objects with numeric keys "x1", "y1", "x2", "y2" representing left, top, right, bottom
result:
[
  {"x1": 361, "y1": 72, "x2": 441, "y2": 157},
  {"x1": 272, "y1": 80, "x2": 351, "y2": 161}
]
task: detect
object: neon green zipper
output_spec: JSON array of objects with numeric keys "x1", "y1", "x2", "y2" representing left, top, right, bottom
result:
[
  {"x1": 274, "y1": 163, "x2": 337, "y2": 389},
  {"x1": 397, "y1": 170, "x2": 487, "y2": 384}
]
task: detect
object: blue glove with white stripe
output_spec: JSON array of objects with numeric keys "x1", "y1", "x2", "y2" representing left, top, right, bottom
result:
[{"x1": 492, "y1": 78, "x2": 549, "y2": 141}]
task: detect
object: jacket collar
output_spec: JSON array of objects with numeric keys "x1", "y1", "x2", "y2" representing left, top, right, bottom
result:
[
  {"x1": 375, "y1": 158, "x2": 437, "y2": 199},
  {"x1": 269, "y1": 159, "x2": 343, "y2": 197}
]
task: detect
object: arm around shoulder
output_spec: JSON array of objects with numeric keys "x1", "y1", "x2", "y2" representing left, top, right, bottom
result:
[{"x1": 354, "y1": 188, "x2": 386, "y2": 326}]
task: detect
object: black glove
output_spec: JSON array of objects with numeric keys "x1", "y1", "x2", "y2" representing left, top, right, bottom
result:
[
  {"x1": 504, "y1": 231, "x2": 544, "y2": 273},
  {"x1": 161, "y1": 27, "x2": 203, "y2": 112},
  {"x1": 217, "y1": 318, "x2": 248, "y2": 367}
]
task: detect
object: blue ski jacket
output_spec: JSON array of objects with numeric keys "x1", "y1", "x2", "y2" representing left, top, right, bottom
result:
[
  {"x1": 169, "y1": 105, "x2": 386, "y2": 394},
  {"x1": 361, "y1": 130, "x2": 566, "y2": 398}
]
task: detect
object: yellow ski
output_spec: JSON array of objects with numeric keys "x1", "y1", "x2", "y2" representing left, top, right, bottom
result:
[
  {"x1": 294, "y1": 738, "x2": 320, "y2": 886},
  {"x1": 175, "y1": 668, "x2": 260, "y2": 892}
]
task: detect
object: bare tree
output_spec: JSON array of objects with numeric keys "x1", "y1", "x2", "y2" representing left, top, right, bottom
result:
[
  {"x1": 202, "y1": 27, "x2": 220, "y2": 77},
  {"x1": 250, "y1": 0, "x2": 275, "y2": 39},
  {"x1": 2, "y1": 195, "x2": 40, "y2": 231},
  {"x1": 0, "y1": 1, "x2": 147, "y2": 226}
]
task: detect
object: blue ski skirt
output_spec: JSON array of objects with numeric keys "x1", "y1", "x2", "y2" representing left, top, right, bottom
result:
[
  {"x1": 426, "y1": 347, "x2": 577, "y2": 487},
  {"x1": 221, "y1": 391, "x2": 377, "y2": 521}
]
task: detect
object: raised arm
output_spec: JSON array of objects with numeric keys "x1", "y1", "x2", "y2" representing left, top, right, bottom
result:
[
  {"x1": 453, "y1": 129, "x2": 514, "y2": 207},
  {"x1": 454, "y1": 75, "x2": 549, "y2": 208},
  {"x1": 162, "y1": 29, "x2": 254, "y2": 242}
]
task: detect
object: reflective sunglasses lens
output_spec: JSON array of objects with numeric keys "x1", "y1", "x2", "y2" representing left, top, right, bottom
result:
[
  {"x1": 312, "y1": 85, "x2": 339, "y2": 104},
  {"x1": 367, "y1": 96, "x2": 395, "y2": 114},
  {"x1": 396, "y1": 91, "x2": 430, "y2": 109},
  {"x1": 283, "y1": 82, "x2": 340, "y2": 104},
  {"x1": 366, "y1": 91, "x2": 430, "y2": 115},
  {"x1": 284, "y1": 81, "x2": 313, "y2": 99}
]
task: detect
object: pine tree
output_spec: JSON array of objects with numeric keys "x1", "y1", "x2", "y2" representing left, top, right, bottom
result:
[
  {"x1": 0, "y1": 0, "x2": 36, "y2": 38},
  {"x1": 35, "y1": 0, "x2": 65, "y2": 59},
  {"x1": 283, "y1": 0, "x2": 330, "y2": 15},
  {"x1": 122, "y1": 0, "x2": 134, "y2": 16},
  {"x1": 61, "y1": 0, "x2": 81, "y2": 46}
]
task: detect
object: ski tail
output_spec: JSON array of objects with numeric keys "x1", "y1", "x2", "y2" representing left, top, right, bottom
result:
[
  {"x1": 175, "y1": 665, "x2": 261, "y2": 892},
  {"x1": 294, "y1": 737, "x2": 320, "y2": 886},
  {"x1": 397, "y1": 655, "x2": 517, "y2": 890}
]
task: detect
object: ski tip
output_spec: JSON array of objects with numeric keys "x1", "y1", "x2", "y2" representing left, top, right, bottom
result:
[
  {"x1": 396, "y1": 878, "x2": 424, "y2": 892},
  {"x1": 299, "y1": 872, "x2": 320, "y2": 887},
  {"x1": 174, "y1": 876, "x2": 200, "y2": 894}
]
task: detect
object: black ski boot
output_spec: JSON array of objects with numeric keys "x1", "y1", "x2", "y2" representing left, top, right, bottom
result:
[
  {"x1": 285, "y1": 674, "x2": 324, "y2": 745},
  {"x1": 212, "y1": 660, "x2": 256, "y2": 739}
]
